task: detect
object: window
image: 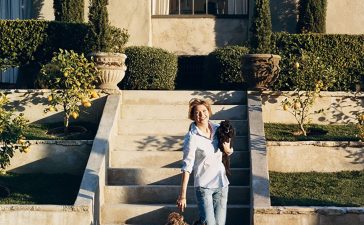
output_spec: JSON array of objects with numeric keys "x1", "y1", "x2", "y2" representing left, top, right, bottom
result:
[
  {"x1": 152, "y1": 0, "x2": 248, "y2": 16},
  {"x1": 0, "y1": 0, "x2": 33, "y2": 87}
]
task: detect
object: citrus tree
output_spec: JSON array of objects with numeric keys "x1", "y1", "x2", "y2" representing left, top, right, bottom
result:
[
  {"x1": 281, "y1": 52, "x2": 336, "y2": 136},
  {"x1": 0, "y1": 93, "x2": 30, "y2": 170},
  {"x1": 39, "y1": 49, "x2": 99, "y2": 134}
]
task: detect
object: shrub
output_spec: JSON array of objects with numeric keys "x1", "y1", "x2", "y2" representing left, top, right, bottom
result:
[
  {"x1": 87, "y1": 0, "x2": 112, "y2": 52},
  {"x1": 207, "y1": 46, "x2": 250, "y2": 89},
  {"x1": 120, "y1": 46, "x2": 177, "y2": 90},
  {"x1": 38, "y1": 49, "x2": 99, "y2": 134},
  {"x1": 54, "y1": 0, "x2": 84, "y2": 23},
  {"x1": 272, "y1": 33, "x2": 364, "y2": 91},
  {"x1": 297, "y1": 0, "x2": 327, "y2": 33},
  {"x1": 249, "y1": 0, "x2": 273, "y2": 53},
  {"x1": 0, "y1": 93, "x2": 30, "y2": 170}
]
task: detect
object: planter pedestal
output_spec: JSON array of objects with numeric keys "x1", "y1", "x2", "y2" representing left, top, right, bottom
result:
[
  {"x1": 89, "y1": 52, "x2": 127, "y2": 90},
  {"x1": 242, "y1": 54, "x2": 281, "y2": 90}
]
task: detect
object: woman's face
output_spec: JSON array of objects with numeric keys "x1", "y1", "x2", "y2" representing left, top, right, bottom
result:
[{"x1": 193, "y1": 104, "x2": 209, "y2": 125}]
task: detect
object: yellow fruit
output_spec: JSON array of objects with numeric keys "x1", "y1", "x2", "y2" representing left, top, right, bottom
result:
[
  {"x1": 81, "y1": 98, "x2": 89, "y2": 104},
  {"x1": 49, "y1": 106, "x2": 56, "y2": 112},
  {"x1": 283, "y1": 104, "x2": 289, "y2": 111},
  {"x1": 360, "y1": 114, "x2": 364, "y2": 121},
  {"x1": 71, "y1": 112, "x2": 79, "y2": 119},
  {"x1": 294, "y1": 62, "x2": 300, "y2": 69},
  {"x1": 48, "y1": 95, "x2": 53, "y2": 101},
  {"x1": 83, "y1": 102, "x2": 91, "y2": 108},
  {"x1": 91, "y1": 91, "x2": 99, "y2": 99},
  {"x1": 18, "y1": 139, "x2": 26, "y2": 144},
  {"x1": 23, "y1": 147, "x2": 30, "y2": 153},
  {"x1": 293, "y1": 102, "x2": 301, "y2": 110}
]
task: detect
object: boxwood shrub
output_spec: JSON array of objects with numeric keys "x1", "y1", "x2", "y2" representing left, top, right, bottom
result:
[
  {"x1": 272, "y1": 33, "x2": 364, "y2": 91},
  {"x1": 206, "y1": 45, "x2": 249, "y2": 90},
  {"x1": 120, "y1": 46, "x2": 177, "y2": 90}
]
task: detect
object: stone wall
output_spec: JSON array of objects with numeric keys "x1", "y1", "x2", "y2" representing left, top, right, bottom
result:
[{"x1": 262, "y1": 91, "x2": 364, "y2": 124}]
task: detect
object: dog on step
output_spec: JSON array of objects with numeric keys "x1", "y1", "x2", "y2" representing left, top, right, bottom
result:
[
  {"x1": 165, "y1": 212, "x2": 189, "y2": 225},
  {"x1": 216, "y1": 120, "x2": 235, "y2": 176}
]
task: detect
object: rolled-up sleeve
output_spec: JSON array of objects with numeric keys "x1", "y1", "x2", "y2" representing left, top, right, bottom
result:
[{"x1": 181, "y1": 133, "x2": 196, "y2": 173}]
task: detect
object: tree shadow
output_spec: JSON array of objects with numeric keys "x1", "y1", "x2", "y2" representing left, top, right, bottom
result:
[{"x1": 31, "y1": 0, "x2": 45, "y2": 19}]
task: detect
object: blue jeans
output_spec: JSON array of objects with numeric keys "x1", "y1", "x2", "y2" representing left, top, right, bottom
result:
[{"x1": 195, "y1": 186, "x2": 229, "y2": 225}]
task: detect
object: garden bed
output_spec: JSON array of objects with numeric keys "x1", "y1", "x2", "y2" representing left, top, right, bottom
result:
[
  {"x1": 0, "y1": 173, "x2": 82, "y2": 205},
  {"x1": 269, "y1": 171, "x2": 364, "y2": 207},
  {"x1": 265, "y1": 123, "x2": 359, "y2": 141}
]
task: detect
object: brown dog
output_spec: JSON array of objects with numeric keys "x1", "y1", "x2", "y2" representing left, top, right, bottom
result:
[{"x1": 165, "y1": 212, "x2": 189, "y2": 225}]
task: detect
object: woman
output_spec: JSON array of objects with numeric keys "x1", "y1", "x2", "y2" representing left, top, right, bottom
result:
[{"x1": 177, "y1": 98, "x2": 233, "y2": 225}]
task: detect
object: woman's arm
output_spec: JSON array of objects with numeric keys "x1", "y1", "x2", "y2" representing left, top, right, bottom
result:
[{"x1": 177, "y1": 171, "x2": 190, "y2": 212}]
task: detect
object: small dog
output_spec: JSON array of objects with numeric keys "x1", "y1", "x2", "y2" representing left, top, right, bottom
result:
[
  {"x1": 165, "y1": 212, "x2": 189, "y2": 225},
  {"x1": 217, "y1": 120, "x2": 235, "y2": 176}
]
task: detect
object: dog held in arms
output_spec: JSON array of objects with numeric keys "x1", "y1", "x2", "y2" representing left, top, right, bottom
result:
[{"x1": 217, "y1": 120, "x2": 235, "y2": 176}]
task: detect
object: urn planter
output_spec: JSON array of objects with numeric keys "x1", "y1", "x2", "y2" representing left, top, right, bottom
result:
[
  {"x1": 242, "y1": 54, "x2": 281, "y2": 90},
  {"x1": 90, "y1": 52, "x2": 127, "y2": 90}
]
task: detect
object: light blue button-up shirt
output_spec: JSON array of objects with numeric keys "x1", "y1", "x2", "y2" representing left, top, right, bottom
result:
[{"x1": 181, "y1": 121, "x2": 230, "y2": 188}]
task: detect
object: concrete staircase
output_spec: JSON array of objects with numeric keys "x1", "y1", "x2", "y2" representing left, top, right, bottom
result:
[{"x1": 101, "y1": 91, "x2": 251, "y2": 225}]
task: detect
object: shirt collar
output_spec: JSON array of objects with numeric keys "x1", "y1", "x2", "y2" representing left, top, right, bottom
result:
[{"x1": 190, "y1": 121, "x2": 218, "y2": 137}]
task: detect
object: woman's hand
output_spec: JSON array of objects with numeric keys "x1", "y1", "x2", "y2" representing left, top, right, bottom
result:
[
  {"x1": 176, "y1": 196, "x2": 187, "y2": 212},
  {"x1": 222, "y1": 139, "x2": 233, "y2": 155}
]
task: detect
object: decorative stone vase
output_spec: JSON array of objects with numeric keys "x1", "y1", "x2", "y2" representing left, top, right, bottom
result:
[
  {"x1": 89, "y1": 52, "x2": 127, "y2": 90},
  {"x1": 242, "y1": 54, "x2": 281, "y2": 90}
]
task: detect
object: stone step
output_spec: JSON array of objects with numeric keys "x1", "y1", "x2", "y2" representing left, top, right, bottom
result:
[
  {"x1": 101, "y1": 203, "x2": 250, "y2": 225},
  {"x1": 112, "y1": 135, "x2": 248, "y2": 151},
  {"x1": 118, "y1": 119, "x2": 248, "y2": 136},
  {"x1": 121, "y1": 90, "x2": 247, "y2": 105},
  {"x1": 108, "y1": 168, "x2": 250, "y2": 186},
  {"x1": 120, "y1": 104, "x2": 247, "y2": 120},
  {"x1": 104, "y1": 185, "x2": 250, "y2": 205},
  {"x1": 110, "y1": 151, "x2": 250, "y2": 168}
]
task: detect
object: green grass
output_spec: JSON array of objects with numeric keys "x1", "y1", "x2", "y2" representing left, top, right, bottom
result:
[
  {"x1": 24, "y1": 122, "x2": 98, "y2": 140},
  {"x1": 270, "y1": 171, "x2": 364, "y2": 207},
  {"x1": 265, "y1": 123, "x2": 360, "y2": 141},
  {"x1": 0, "y1": 173, "x2": 82, "y2": 205}
]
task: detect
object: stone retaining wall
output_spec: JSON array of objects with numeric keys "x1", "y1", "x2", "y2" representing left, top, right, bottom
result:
[{"x1": 267, "y1": 141, "x2": 364, "y2": 172}]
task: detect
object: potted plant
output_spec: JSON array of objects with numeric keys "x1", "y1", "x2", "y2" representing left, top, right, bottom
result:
[
  {"x1": 242, "y1": 0, "x2": 281, "y2": 90},
  {"x1": 87, "y1": 0, "x2": 129, "y2": 90}
]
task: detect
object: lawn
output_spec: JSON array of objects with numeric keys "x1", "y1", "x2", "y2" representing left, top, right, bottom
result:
[
  {"x1": 265, "y1": 123, "x2": 360, "y2": 141},
  {"x1": 270, "y1": 171, "x2": 364, "y2": 207},
  {"x1": 24, "y1": 122, "x2": 98, "y2": 140},
  {"x1": 0, "y1": 173, "x2": 82, "y2": 205}
]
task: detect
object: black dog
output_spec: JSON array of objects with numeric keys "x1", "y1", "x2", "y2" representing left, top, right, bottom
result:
[{"x1": 217, "y1": 120, "x2": 235, "y2": 176}]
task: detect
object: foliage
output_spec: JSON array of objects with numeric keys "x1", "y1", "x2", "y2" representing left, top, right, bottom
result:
[
  {"x1": 38, "y1": 49, "x2": 99, "y2": 134},
  {"x1": 120, "y1": 46, "x2": 178, "y2": 90},
  {"x1": 87, "y1": 0, "x2": 112, "y2": 52},
  {"x1": 272, "y1": 33, "x2": 364, "y2": 91},
  {"x1": 297, "y1": 0, "x2": 327, "y2": 33},
  {"x1": 270, "y1": 171, "x2": 364, "y2": 207},
  {"x1": 357, "y1": 113, "x2": 364, "y2": 141},
  {"x1": 108, "y1": 26, "x2": 130, "y2": 53},
  {"x1": 0, "y1": 93, "x2": 30, "y2": 170},
  {"x1": 206, "y1": 45, "x2": 250, "y2": 89},
  {"x1": 249, "y1": 0, "x2": 272, "y2": 53},
  {"x1": 281, "y1": 52, "x2": 336, "y2": 136},
  {"x1": 264, "y1": 123, "x2": 359, "y2": 141},
  {"x1": 54, "y1": 0, "x2": 84, "y2": 23}
]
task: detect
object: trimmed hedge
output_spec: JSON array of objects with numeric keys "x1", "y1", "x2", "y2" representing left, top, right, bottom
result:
[
  {"x1": 272, "y1": 33, "x2": 364, "y2": 91},
  {"x1": 120, "y1": 46, "x2": 177, "y2": 90},
  {"x1": 206, "y1": 46, "x2": 249, "y2": 89}
]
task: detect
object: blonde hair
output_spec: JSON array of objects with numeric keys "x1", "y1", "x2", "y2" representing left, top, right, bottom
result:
[{"x1": 188, "y1": 98, "x2": 212, "y2": 120}]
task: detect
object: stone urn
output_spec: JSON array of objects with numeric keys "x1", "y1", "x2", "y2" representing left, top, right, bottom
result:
[
  {"x1": 89, "y1": 52, "x2": 127, "y2": 90},
  {"x1": 242, "y1": 54, "x2": 281, "y2": 90}
]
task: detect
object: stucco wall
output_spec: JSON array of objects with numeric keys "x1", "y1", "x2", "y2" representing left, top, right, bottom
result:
[
  {"x1": 326, "y1": 0, "x2": 364, "y2": 34},
  {"x1": 267, "y1": 142, "x2": 364, "y2": 172},
  {"x1": 6, "y1": 140, "x2": 92, "y2": 175},
  {"x1": 152, "y1": 18, "x2": 248, "y2": 55},
  {"x1": 262, "y1": 92, "x2": 364, "y2": 124}
]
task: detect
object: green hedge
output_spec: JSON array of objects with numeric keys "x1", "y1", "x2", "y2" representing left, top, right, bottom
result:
[
  {"x1": 120, "y1": 46, "x2": 177, "y2": 90},
  {"x1": 206, "y1": 46, "x2": 249, "y2": 89},
  {"x1": 0, "y1": 20, "x2": 89, "y2": 71},
  {"x1": 54, "y1": 0, "x2": 84, "y2": 22},
  {"x1": 272, "y1": 33, "x2": 364, "y2": 91}
]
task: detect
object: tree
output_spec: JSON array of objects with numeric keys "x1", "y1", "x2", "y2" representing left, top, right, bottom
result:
[
  {"x1": 249, "y1": 0, "x2": 272, "y2": 53},
  {"x1": 54, "y1": 0, "x2": 84, "y2": 23},
  {"x1": 297, "y1": 0, "x2": 327, "y2": 33}
]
